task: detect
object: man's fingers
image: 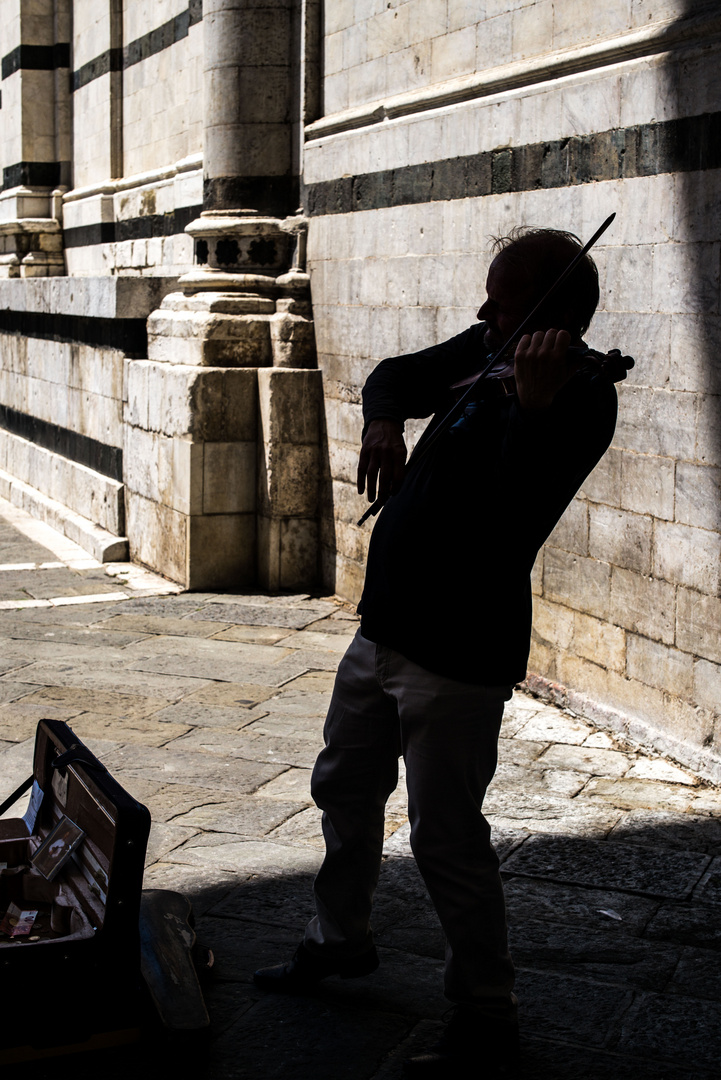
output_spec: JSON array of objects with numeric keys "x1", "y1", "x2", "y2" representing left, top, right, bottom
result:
[
  {"x1": 356, "y1": 448, "x2": 369, "y2": 495},
  {"x1": 365, "y1": 455, "x2": 379, "y2": 502},
  {"x1": 357, "y1": 421, "x2": 408, "y2": 504}
]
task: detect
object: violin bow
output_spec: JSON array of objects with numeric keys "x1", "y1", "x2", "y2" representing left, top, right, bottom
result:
[{"x1": 357, "y1": 212, "x2": 616, "y2": 527}]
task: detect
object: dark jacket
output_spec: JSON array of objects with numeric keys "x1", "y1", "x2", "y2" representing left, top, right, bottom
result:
[{"x1": 358, "y1": 322, "x2": 618, "y2": 686}]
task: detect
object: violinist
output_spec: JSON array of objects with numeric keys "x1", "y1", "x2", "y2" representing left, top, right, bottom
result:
[{"x1": 254, "y1": 226, "x2": 631, "y2": 1078}]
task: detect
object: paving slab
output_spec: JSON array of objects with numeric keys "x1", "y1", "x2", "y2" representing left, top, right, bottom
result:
[
  {"x1": 164, "y1": 833, "x2": 324, "y2": 875},
  {"x1": 171, "y1": 796, "x2": 308, "y2": 837},
  {"x1": 97, "y1": 613, "x2": 236, "y2": 637},
  {"x1": 514, "y1": 968, "x2": 634, "y2": 1047},
  {"x1": 140, "y1": 862, "x2": 239, "y2": 911},
  {"x1": 64, "y1": 712, "x2": 192, "y2": 747},
  {"x1": 254, "y1": 766, "x2": 314, "y2": 803},
  {"x1": 187, "y1": 599, "x2": 337, "y2": 628},
  {"x1": 670, "y1": 945, "x2": 721, "y2": 999},
  {"x1": 693, "y1": 858, "x2": 721, "y2": 905},
  {"x1": 514, "y1": 708, "x2": 595, "y2": 745},
  {"x1": 145, "y1": 820, "x2": 199, "y2": 864},
  {"x1": 504, "y1": 878, "x2": 660, "y2": 936},
  {"x1": 583, "y1": 777, "x2": 697, "y2": 812},
  {"x1": 626, "y1": 758, "x2": 699, "y2": 785},
  {"x1": 493, "y1": 760, "x2": 590, "y2": 798},
  {"x1": 2, "y1": 660, "x2": 212, "y2": 698},
  {"x1": 608, "y1": 808, "x2": 721, "y2": 855},
  {"x1": 1, "y1": 622, "x2": 150, "y2": 647},
  {"x1": 17, "y1": 684, "x2": 173, "y2": 718},
  {"x1": 173, "y1": 727, "x2": 321, "y2": 769},
  {"x1": 484, "y1": 789, "x2": 622, "y2": 835},
  {"x1": 209, "y1": 985, "x2": 411, "y2": 1080},
  {"x1": 645, "y1": 902, "x2": 721, "y2": 949},
  {"x1": 281, "y1": 670, "x2": 337, "y2": 694},
  {"x1": 101, "y1": 743, "x2": 286, "y2": 793},
  {"x1": 182, "y1": 681, "x2": 278, "y2": 708},
  {"x1": 0, "y1": 679, "x2": 43, "y2": 703},
  {"x1": 510, "y1": 917, "x2": 680, "y2": 989},
  {"x1": 497, "y1": 736, "x2": 553, "y2": 765},
  {"x1": 208, "y1": 624, "x2": 294, "y2": 644},
  {"x1": 209, "y1": 869, "x2": 319, "y2": 930},
  {"x1": 503, "y1": 835, "x2": 710, "y2": 899},
  {"x1": 131, "y1": 782, "x2": 233, "y2": 823},
  {"x1": 272, "y1": 628, "x2": 358, "y2": 653},
  {"x1": 517, "y1": 1037, "x2": 714, "y2": 1079},
  {"x1": 125, "y1": 642, "x2": 313, "y2": 687},
  {"x1": 266, "y1": 805, "x2": 325, "y2": 849},
  {"x1": 614, "y1": 992, "x2": 721, "y2": 1070},
  {"x1": 537, "y1": 742, "x2": 633, "y2": 777}
]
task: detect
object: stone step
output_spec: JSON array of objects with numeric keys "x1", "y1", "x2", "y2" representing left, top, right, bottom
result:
[{"x1": 0, "y1": 468, "x2": 128, "y2": 563}]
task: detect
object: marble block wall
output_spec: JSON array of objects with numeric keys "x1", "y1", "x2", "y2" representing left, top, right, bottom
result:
[
  {"x1": 0, "y1": 276, "x2": 169, "y2": 557},
  {"x1": 67, "y1": 0, "x2": 203, "y2": 276},
  {"x1": 304, "y1": 1, "x2": 721, "y2": 780}
]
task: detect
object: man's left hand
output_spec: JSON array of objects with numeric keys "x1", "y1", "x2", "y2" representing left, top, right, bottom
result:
[{"x1": 514, "y1": 328, "x2": 581, "y2": 411}]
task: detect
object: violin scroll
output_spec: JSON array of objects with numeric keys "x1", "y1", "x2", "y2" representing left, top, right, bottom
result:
[{"x1": 576, "y1": 346, "x2": 634, "y2": 384}]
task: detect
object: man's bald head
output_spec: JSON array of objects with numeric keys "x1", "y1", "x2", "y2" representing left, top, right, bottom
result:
[{"x1": 489, "y1": 227, "x2": 600, "y2": 339}]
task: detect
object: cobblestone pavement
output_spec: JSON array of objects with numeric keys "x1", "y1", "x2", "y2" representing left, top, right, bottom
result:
[{"x1": 1, "y1": 497, "x2": 721, "y2": 1079}]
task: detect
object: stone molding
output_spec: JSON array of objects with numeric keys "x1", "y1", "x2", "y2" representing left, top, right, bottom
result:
[
  {"x1": 63, "y1": 153, "x2": 202, "y2": 204},
  {"x1": 0, "y1": 217, "x2": 64, "y2": 279},
  {"x1": 306, "y1": 9, "x2": 721, "y2": 140}
]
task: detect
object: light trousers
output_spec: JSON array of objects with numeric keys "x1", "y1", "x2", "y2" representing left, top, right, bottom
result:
[{"x1": 303, "y1": 630, "x2": 514, "y2": 1005}]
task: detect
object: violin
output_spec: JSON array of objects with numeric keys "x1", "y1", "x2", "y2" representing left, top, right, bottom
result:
[{"x1": 446, "y1": 343, "x2": 634, "y2": 438}]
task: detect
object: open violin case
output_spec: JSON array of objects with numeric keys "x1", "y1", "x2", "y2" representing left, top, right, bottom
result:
[{"x1": 0, "y1": 719, "x2": 210, "y2": 1063}]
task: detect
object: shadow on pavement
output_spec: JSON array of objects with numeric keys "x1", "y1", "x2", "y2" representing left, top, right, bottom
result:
[{"x1": 17, "y1": 816, "x2": 721, "y2": 1080}]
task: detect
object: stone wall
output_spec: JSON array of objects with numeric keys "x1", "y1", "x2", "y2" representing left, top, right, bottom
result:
[
  {"x1": 305, "y1": 1, "x2": 721, "y2": 780},
  {"x1": 0, "y1": 276, "x2": 168, "y2": 558},
  {"x1": 67, "y1": 0, "x2": 203, "y2": 276}
]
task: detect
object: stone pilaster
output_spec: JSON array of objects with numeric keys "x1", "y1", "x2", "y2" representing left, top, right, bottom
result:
[
  {"x1": 0, "y1": 0, "x2": 69, "y2": 277},
  {"x1": 123, "y1": 0, "x2": 320, "y2": 591}
]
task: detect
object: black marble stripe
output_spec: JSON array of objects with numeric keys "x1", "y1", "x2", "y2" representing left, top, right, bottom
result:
[
  {"x1": 304, "y1": 111, "x2": 721, "y2": 216},
  {"x1": 1, "y1": 43, "x2": 70, "y2": 80},
  {"x1": 71, "y1": 47, "x2": 122, "y2": 91},
  {"x1": 2, "y1": 161, "x2": 64, "y2": 190},
  {"x1": 0, "y1": 404, "x2": 122, "y2": 482},
  {"x1": 204, "y1": 175, "x2": 299, "y2": 218},
  {"x1": 63, "y1": 203, "x2": 202, "y2": 248},
  {"x1": 72, "y1": 0, "x2": 202, "y2": 92},
  {"x1": 0, "y1": 310, "x2": 147, "y2": 358}
]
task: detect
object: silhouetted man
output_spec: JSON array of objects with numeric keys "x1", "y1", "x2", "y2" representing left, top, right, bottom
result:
[{"x1": 254, "y1": 228, "x2": 629, "y2": 1078}]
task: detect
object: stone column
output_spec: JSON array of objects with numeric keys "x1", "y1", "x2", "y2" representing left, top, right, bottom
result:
[
  {"x1": 0, "y1": 0, "x2": 69, "y2": 277},
  {"x1": 123, "y1": 0, "x2": 321, "y2": 591},
  {"x1": 203, "y1": 0, "x2": 295, "y2": 216}
]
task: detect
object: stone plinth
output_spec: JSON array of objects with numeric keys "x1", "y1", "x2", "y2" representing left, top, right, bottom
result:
[{"x1": 128, "y1": 210, "x2": 320, "y2": 591}]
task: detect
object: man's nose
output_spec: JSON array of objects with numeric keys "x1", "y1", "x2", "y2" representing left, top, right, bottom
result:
[{"x1": 477, "y1": 300, "x2": 489, "y2": 321}]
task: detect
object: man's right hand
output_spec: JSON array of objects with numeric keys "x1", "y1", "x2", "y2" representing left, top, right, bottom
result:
[{"x1": 357, "y1": 419, "x2": 407, "y2": 503}]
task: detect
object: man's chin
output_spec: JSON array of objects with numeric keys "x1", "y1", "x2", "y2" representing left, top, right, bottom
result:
[{"x1": 483, "y1": 328, "x2": 502, "y2": 350}]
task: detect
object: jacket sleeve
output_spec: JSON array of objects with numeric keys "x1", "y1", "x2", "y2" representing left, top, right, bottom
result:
[
  {"x1": 362, "y1": 324, "x2": 488, "y2": 430},
  {"x1": 501, "y1": 367, "x2": 618, "y2": 551}
]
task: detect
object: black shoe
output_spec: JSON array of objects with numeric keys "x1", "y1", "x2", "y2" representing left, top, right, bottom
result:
[
  {"x1": 403, "y1": 1002, "x2": 520, "y2": 1078},
  {"x1": 253, "y1": 942, "x2": 379, "y2": 994}
]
